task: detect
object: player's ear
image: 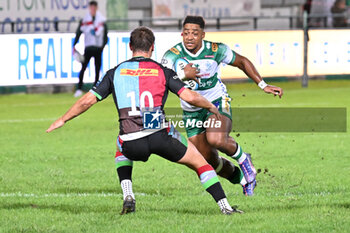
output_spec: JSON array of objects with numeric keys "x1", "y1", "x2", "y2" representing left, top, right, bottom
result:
[
  {"x1": 151, "y1": 44, "x2": 154, "y2": 52},
  {"x1": 181, "y1": 32, "x2": 184, "y2": 36},
  {"x1": 202, "y1": 31, "x2": 205, "y2": 39},
  {"x1": 129, "y1": 43, "x2": 133, "y2": 52}
]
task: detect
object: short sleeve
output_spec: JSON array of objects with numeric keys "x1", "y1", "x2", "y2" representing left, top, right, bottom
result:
[
  {"x1": 164, "y1": 67, "x2": 186, "y2": 96},
  {"x1": 161, "y1": 49, "x2": 180, "y2": 70},
  {"x1": 218, "y1": 43, "x2": 236, "y2": 65},
  {"x1": 89, "y1": 69, "x2": 114, "y2": 101}
]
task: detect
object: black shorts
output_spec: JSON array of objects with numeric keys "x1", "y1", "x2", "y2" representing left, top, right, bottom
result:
[{"x1": 118, "y1": 128, "x2": 187, "y2": 162}]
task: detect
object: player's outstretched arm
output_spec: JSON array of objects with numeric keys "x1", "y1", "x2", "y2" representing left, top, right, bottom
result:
[
  {"x1": 46, "y1": 92, "x2": 97, "y2": 133},
  {"x1": 179, "y1": 88, "x2": 221, "y2": 119},
  {"x1": 231, "y1": 53, "x2": 283, "y2": 98}
]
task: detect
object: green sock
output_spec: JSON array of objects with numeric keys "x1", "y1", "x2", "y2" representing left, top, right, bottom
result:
[
  {"x1": 231, "y1": 143, "x2": 247, "y2": 164},
  {"x1": 228, "y1": 166, "x2": 247, "y2": 186}
]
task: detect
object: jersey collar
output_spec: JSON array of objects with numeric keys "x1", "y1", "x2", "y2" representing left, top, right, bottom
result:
[
  {"x1": 132, "y1": 56, "x2": 150, "y2": 61},
  {"x1": 182, "y1": 40, "x2": 205, "y2": 57}
]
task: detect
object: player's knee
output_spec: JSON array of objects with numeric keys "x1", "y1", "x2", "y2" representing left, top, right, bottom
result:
[
  {"x1": 207, "y1": 134, "x2": 227, "y2": 149},
  {"x1": 206, "y1": 154, "x2": 219, "y2": 168},
  {"x1": 179, "y1": 141, "x2": 207, "y2": 169}
]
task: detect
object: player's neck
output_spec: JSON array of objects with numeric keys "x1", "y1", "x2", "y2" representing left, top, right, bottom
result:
[
  {"x1": 183, "y1": 40, "x2": 204, "y2": 56},
  {"x1": 132, "y1": 51, "x2": 152, "y2": 58},
  {"x1": 190, "y1": 44, "x2": 202, "y2": 54}
]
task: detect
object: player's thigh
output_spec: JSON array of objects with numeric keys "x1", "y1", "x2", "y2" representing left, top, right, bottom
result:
[
  {"x1": 206, "y1": 114, "x2": 233, "y2": 145},
  {"x1": 206, "y1": 96, "x2": 233, "y2": 134},
  {"x1": 183, "y1": 109, "x2": 207, "y2": 138},
  {"x1": 149, "y1": 129, "x2": 209, "y2": 170},
  {"x1": 149, "y1": 129, "x2": 187, "y2": 163},
  {"x1": 189, "y1": 133, "x2": 220, "y2": 166},
  {"x1": 177, "y1": 140, "x2": 208, "y2": 170},
  {"x1": 120, "y1": 137, "x2": 151, "y2": 162}
]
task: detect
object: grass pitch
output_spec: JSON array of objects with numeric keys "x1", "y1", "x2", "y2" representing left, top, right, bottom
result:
[{"x1": 0, "y1": 80, "x2": 349, "y2": 232}]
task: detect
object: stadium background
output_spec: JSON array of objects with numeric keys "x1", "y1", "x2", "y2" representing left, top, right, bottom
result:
[
  {"x1": 1, "y1": 0, "x2": 350, "y2": 90},
  {"x1": 0, "y1": 0, "x2": 349, "y2": 232}
]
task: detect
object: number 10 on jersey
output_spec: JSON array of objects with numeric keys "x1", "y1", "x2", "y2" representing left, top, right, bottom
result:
[{"x1": 127, "y1": 91, "x2": 155, "y2": 116}]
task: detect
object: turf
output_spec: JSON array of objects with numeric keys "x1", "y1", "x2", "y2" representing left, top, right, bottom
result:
[{"x1": 0, "y1": 79, "x2": 349, "y2": 233}]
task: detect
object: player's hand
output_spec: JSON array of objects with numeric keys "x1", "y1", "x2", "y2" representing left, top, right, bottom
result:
[
  {"x1": 208, "y1": 105, "x2": 222, "y2": 121},
  {"x1": 184, "y1": 63, "x2": 200, "y2": 84},
  {"x1": 46, "y1": 118, "x2": 65, "y2": 133},
  {"x1": 263, "y1": 85, "x2": 283, "y2": 98}
]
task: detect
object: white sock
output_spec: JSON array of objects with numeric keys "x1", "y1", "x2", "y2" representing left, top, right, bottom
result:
[
  {"x1": 231, "y1": 144, "x2": 247, "y2": 164},
  {"x1": 238, "y1": 153, "x2": 247, "y2": 164},
  {"x1": 217, "y1": 198, "x2": 233, "y2": 211},
  {"x1": 240, "y1": 176, "x2": 247, "y2": 186},
  {"x1": 121, "y1": 179, "x2": 135, "y2": 200}
]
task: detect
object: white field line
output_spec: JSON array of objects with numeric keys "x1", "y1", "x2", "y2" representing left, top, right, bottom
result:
[
  {"x1": 236, "y1": 103, "x2": 346, "y2": 107},
  {"x1": 4, "y1": 101, "x2": 75, "y2": 107},
  {"x1": 0, "y1": 191, "x2": 333, "y2": 198},
  {"x1": 0, "y1": 118, "x2": 57, "y2": 123},
  {"x1": 0, "y1": 192, "x2": 147, "y2": 198}
]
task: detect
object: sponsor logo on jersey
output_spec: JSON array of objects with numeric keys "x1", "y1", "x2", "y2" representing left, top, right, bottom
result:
[
  {"x1": 170, "y1": 47, "x2": 180, "y2": 55},
  {"x1": 212, "y1": 43, "x2": 218, "y2": 52},
  {"x1": 120, "y1": 69, "x2": 159, "y2": 76},
  {"x1": 205, "y1": 55, "x2": 215, "y2": 58},
  {"x1": 206, "y1": 61, "x2": 214, "y2": 70}
]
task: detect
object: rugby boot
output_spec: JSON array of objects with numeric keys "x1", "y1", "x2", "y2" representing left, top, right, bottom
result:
[
  {"x1": 120, "y1": 195, "x2": 135, "y2": 215},
  {"x1": 239, "y1": 153, "x2": 257, "y2": 183}
]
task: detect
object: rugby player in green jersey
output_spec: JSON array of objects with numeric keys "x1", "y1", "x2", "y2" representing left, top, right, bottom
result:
[{"x1": 161, "y1": 16, "x2": 284, "y2": 196}]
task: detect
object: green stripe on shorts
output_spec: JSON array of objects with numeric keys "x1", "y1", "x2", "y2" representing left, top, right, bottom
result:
[{"x1": 180, "y1": 133, "x2": 188, "y2": 146}]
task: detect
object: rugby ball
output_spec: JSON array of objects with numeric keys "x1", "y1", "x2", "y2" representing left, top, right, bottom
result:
[
  {"x1": 174, "y1": 58, "x2": 188, "y2": 80},
  {"x1": 184, "y1": 79, "x2": 199, "y2": 90},
  {"x1": 174, "y1": 58, "x2": 199, "y2": 90}
]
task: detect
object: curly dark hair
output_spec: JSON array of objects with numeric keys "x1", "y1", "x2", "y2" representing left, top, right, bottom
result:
[{"x1": 183, "y1": 15, "x2": 205, "y2": 29}]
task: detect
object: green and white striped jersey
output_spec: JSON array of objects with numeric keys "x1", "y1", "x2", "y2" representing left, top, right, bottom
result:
[{"x1": 161, "y1": 40, "x2": 236, "y2": 111}]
